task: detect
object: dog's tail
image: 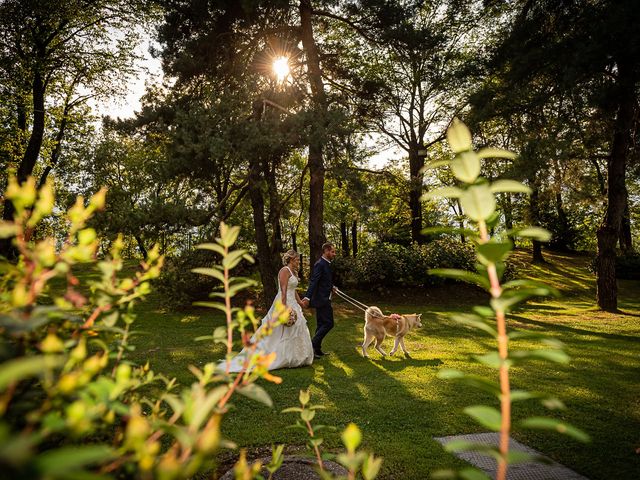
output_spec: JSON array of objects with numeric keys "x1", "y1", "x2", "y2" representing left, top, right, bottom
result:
[{"x1": 365, "y1": 306, "x2": 384, "y2": 321}]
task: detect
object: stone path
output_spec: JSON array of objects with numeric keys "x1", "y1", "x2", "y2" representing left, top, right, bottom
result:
[{"x1": 434, "y1": 432, "x2": 588, "y2": 480}]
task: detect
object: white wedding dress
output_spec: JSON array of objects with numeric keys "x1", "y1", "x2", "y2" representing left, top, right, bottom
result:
[{"x1": 221, "y1": 267, "x2": 314, "y2": 372}]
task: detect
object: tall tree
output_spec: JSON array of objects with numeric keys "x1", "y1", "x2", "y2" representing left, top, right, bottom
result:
[
  {"x1": 472, "y1": 0, "x2": 639, "y2": 310},
  {"x1": 335, "y1": 0, "x2": 476, "y2": 243},
  {"x1": 0, "y1": 0, "x2": 148, "y2": 257}
]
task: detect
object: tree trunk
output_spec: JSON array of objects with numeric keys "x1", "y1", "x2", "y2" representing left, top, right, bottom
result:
[
  {"x1": 300, "y1": 0, "x2": 327, "y2": 265},
  {"x1": 351, "y1": 220, "x2": 358, "y2": 257},
  {"x1": 619, "y1": 197, "x2": 632, "y2": 253},
  {"x1": 408, "y1": 146, "x2": 425, "y2": 244},
  {"x1": 134, "y1": 235, "x2": 148, "y2": 260},
  {"x1": 502, "y1": 193, "x2": 514, "y2": 243},
  {"x1": 248, "y1": 156, "x2": 279, "y2": 307},
  {"x1": 38, "y1": 105, "x2": 70, "y2": 189},
  {"x1": 530, "y1": 176, "x2": 545, "y2": 264},
  {"x1": 340, "y1": 221, "x2": 350, "y2": 256},
  {"x1": 0, "y1": 71, "x2": 46, "y2": 259},
  {"x1": 596, "y1": 59, "x2": 635, "y2": 312},
  {"x1": 555, "y1": 190, "x2": 571, "y2": 251},
  {"x1": 265, "y1": 159, "x2": 284, "y2": 274}
]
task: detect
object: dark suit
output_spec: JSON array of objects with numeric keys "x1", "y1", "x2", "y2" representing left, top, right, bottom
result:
[{"x1": 304, "y1": 257, "x2": 334, "y2": 353}]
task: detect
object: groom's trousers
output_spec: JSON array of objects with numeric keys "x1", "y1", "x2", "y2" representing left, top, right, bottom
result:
[{"x1": 312, "y1": 304, "x2": 334, "y2": 353}]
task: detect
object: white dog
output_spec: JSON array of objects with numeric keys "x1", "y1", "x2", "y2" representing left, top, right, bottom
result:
[{"x1": 361, "y1": 307, "x2": 423, "y2": 358}]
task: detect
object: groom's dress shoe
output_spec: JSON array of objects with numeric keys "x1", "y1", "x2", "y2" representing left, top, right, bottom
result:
[{"x1": 313, "y1": 352, "x2": 323, "y2": 359}]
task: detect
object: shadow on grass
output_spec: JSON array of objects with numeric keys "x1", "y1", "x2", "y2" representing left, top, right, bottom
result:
[
  {"x1": 510, "y1": 315, "x2": 640, "y2": 342},
  {"x1": 366, "y1": 356, "x2": 444, "y2": 372}
]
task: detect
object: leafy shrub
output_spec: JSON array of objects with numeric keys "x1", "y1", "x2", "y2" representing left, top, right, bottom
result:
[
  {"x1": 616, "y1": 252, "x2": 640, "y2": 279},
  {"x1": 0, "y1": 177, "x2": 380, "y2": 480},
  {"x1": 588, "y1": 251, "x2": 640, "y2": 280},
  {"x1": 428, "y1": 119, "x2": 588, "y2": 480},
  {"x1": 335, "y1": 240, "x2": 476, "y2": 288},
  {"x1": 156, "y1": 247, "x2": 257, "y2": 308}
]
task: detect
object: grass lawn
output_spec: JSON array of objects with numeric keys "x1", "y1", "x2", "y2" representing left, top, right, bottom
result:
[{"x1": 118, "y1": 249, "x2": 640, "y2": 479}]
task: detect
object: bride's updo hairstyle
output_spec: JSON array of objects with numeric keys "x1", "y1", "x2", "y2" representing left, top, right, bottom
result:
[{"x1": 282, "y1": 249, "x2": 299, "y2": 266}]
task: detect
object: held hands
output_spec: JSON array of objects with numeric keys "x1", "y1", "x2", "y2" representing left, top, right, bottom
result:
[{"x1": 299, "y1": 298, "x2": 310, "y2": 308}]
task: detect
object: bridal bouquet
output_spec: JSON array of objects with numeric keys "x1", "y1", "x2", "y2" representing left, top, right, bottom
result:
[{"x1": 286, "y1": 309, "x2": 297, "y2": 327}]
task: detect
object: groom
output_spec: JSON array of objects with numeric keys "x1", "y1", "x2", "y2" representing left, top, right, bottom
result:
[{"x1": 301, "y1": 242, "x2": 337, "y2": 359}]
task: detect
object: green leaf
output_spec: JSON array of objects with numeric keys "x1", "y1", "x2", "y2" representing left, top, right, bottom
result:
[
  {"x1": 213, "y1": 326, "x2": 228, "y2": 344},
  {"x1": 193, "y1": 301, "x2": 227, "y2": 313},
  {"x1": 421, "y1": 159, "x2": 451, "y2": 171},
  {"x1": 101, "y1": 311, "x2": 118, "y2": 328},
  {"x1": 472, "y1": 306, "x2": 494, "y2": 318},
  {"x1": 299, "y1": 389, "x2": 310, "y2": 406},
  {"x1": 362, "y1": 454, "x2": 383, "y2": 480},
  {"x1": 505, "y1": 450, "x2": 540, "y2": 465},
  {"x1": 520, "y1": 417, "x2": 590, "y2": 442},
  {"x1": 451, "y1": 151, "x2": 481, "y2": 184},
  {"x1": 460, "y1": 184, "x2": 496, "y2": 222},
  {"x1": 511, "y1": 349, "x2": 570, "y2": 364},
  {"x1": 501, "y1": 279, "x2": 560, "y2": 297},
  {"x1": 541, "y1": 397, "x2": 566, "y2": 410},
  {"x1": 219, "y1": 223, "x2": 240, "y2": 247},
  {"x1": 281, "y1": 407, "x2": 303, "y2": 413},
  {"x1": 428, "y1": 269, "x2": 490, "y2": 289},
  {"x1": 341, "y1": 423, "x2": 362, "y2": 453},
  {"x1": 196, "y1": 243, "x2": 225, "y2": 255},
  {"x1": 449, "y1": 313, "x2": 497, "y2": 337},
  {"x1": 191, "y1": 267, "x2": 224, "y2": 282},
  {"x1": 422, "y1": 186, "x2": 464, "y2": 200},
  {"x1": 447, "y1": 118, "x2": 473, "y2": 153},
  {"x1": 460, "y1": 468, "x2": 492, "y2": 480},
  {"x1": 237, "y1": 383, "x2": 273, "y2": 407},
  {"x1": 437, "y1": 368, "x2": 465, "y2": 380},
  {"x1": 191, "y1": 386, "x2": 228, "y2": 429},
  {"x1": 491, "y1": 288, "x2": 553, "y2": 312},
  {"x1": 222, "y1": 249, "x2": 248, "y2": 270},
  {"x1": 510, "y1": 390, "x2": 538, "y2": 402},
  {"x1": 0, "y1": 221, "x2": 18, "y2": 238},
  {"x1": 300, "y1": 409, "x2": 316, "y2": 422},
  {"x1": 490, "y1": 180, "x2": 531, "y2": 194},
  {"x1": 309, "y1": 438, "x2": 323, "y2": 447},
  {"x1": 510, "y1": 227, "x2": 552, "y2": 242},
  {"x1": 477, "y1": 241, "x2": 512, "y2": 265},
  {"x1": 474, "y1": 352, "x2": 510, "y2": 369},
  {"x1": 464, "y1": 405, "x2": 502, "y2": 431},
  {"x1": 477, "y1": 147, "x2": 517, "y2": 160},
  {"x1": 0, "y1": 355, "x2": 64, "y2": 390},
  {"x1": 34, "y1": 445, "x2": 116, "y2": 475}
]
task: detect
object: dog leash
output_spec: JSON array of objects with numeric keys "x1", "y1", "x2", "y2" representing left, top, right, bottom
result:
[
  {"x1": 334, "y1": 288, "x2": 369, "y2": 312},
  {"x1": 334, "y1": 289, "x2": 389, "y2": 319}
]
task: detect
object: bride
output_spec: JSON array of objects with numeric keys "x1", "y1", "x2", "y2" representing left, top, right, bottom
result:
[{"x1": 221, "y1": 249, "x2": 314, "y2": 372}]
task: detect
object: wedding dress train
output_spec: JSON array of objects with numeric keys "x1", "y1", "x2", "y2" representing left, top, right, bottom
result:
[{"x1": 220, "y1": 267, "x2": 314, "y2": 372}]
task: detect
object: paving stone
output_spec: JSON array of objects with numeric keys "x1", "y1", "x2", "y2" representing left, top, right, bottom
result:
[{"x1": 435, "y1": 432, "x2": 589, "y2": 480}]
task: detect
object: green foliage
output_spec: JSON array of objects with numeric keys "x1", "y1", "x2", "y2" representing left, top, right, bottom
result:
[
  {"x1": 155, "y1": 248, "x2": 257, "y2": 308},
  {"x1": 334, "y1": 240, "x2": 477, "y2": 288},
  {"x1": 282, "y1": 389, "x2": 381, "y2": 480},
  {"x1": 614, "y1": 252, "x2": 640, "y2": 280},
  {"x1": 588, "y1": 252, "x2": 640, "y2": 280},
  {"x1": 0, "y1": 176, "x2": 325, "y2": 480},
  {"x1": 430, "y1": 120, "x2": 588, "y2": 480}
]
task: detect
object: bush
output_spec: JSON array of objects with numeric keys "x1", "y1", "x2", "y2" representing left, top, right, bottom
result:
[
  {"x1": 156, "y1": 248, "x2": 257, "y2": 308},
  {"x1": 617, "y1": 252, "x2": 640, "y2": 279},
  {"x1": 588, "y1": 251, "x2": 640, "y2": 280},
  {"x1": 335, "y1": 239, "x2": 477, "y2": 288}
]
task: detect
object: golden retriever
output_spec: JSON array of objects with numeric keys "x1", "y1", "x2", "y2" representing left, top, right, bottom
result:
[{"x1": 361, "y1": 306, "x2": 423, "y2": 358}]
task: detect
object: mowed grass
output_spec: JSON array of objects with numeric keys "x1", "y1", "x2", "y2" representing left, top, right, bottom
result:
[{"x1": 112, "y1": 250, "x2": 639, "y2": 479}]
